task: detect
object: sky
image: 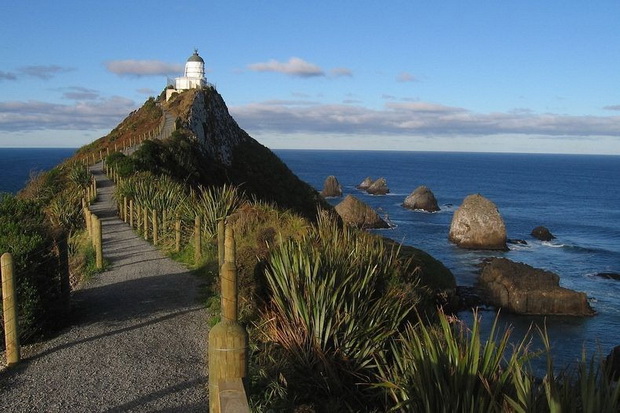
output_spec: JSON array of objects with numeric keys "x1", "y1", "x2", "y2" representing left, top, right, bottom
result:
[{"x1": 1, "y1": 1, "x2": 619, "y2": 154}]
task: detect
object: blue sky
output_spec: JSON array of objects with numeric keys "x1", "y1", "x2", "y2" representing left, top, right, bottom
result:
[{"x1": 1, "y1": 1, "x2": 619, "y2": 154}]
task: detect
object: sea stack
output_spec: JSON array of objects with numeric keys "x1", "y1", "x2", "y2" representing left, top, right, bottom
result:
[
  {"x1": 320, "y1": 175, "x2": 343, "y2": 197},
  {"x1": 449, "y1": 194, "x2": 507, "y2": 250},
  {"x1": 531, "y1": 226, "x2": 555, "y2": 241},
  {"x1": 403, "y1": 185, "x2": 440, "y2": 212},
  {"x1": 366, "y1": 178, "x2": 389, "y2": 195},
  {"x1": 335, "y1": 195, "x2": 389, "y2": 229},
  {"x1": 357, "y1": 177, "x2": 374, "y2": 190}
]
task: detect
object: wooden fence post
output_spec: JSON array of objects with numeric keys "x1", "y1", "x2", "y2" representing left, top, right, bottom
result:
[
  {"x1": 93, "y1": 215, "x2": 103, "y2": 269},
  {"x1": 194, "y1": 215, "x2": 202, "y2": 264},
  {"x1": 175, "y1": 218, "x2": 181, "y2": 253},
  {"x1": 129, "y1": 199, "x2": 134, "y2": 228},
  {"x1": 162, "y1": 210, "x2": 168, "y2": 241},
  {"x1": 217, "y1": 220, "x2": 225, "y2": 270},
  {"x1": 84, "y1": 207, "x2": 92, "y2": 239},
  {"x1": 152, "y1": 209, "x2": 158, "y2": 246},
  {"x1": 143, "y1": 207, "x2": 149, "y2": 241},
  {"x1": 1, "y1": 253, "x2": 21, "y2": 367},
  {"x1": 123, "y1": 197, "x2": 128, "y2": 223},
  {"x1": 208, "y1": 224, "x2": 249, "y2": 413}
]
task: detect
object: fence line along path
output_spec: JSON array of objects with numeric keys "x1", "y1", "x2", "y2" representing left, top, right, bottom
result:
[{"x1": 0, "y1": 162, "x2": 209, "y2": 412}]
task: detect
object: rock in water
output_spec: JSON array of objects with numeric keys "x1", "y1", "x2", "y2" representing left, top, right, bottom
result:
[
  {"x1": 449, "y1": 194, "x2": 507, "y2": 250},
  {"x1": 594, "y1": 272, "x2": 620, "y2": 281},
  {"x1": 366, "y1": 177, "x2": 389, "y2": 195},
  {"x1": 335, "y1": 195, "x2": 389, "y2": 229},
  {"x1": 403, "y1": 185, "x2": 440, "y2": 212},
  {"x1": 478, "y1": 258, "x2": 595, "y2": 316},
  {"x1": 531, "y1": 226, "x2": 556, "y2": 241},
  {"x1": 357, "y1": 177, "x2": 374, "y2": 190},
  {"x1": 321, "y1": 175, "x2": 342, "y2": 197}
]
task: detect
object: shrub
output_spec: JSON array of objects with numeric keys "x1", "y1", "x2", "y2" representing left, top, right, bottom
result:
[
  {"x1": 106, "y1": 152, "x2": 138, "y2": 178},
  {"x1": 0, "y1": 194, "x2": 66, "y2": 347},
  {"x1": 253, "y1": 213, "x2": 421, "y2": 410}
]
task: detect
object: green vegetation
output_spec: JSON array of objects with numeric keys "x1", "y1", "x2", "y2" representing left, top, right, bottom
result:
[
  {"x1": 0, "y1": 194, "x2": 68, "y2": 346},
  {"x1": 69, "y1": 231, "x2": 108, "y2": 282},
  {"x1": 0, "y1": 160, "x2": 101, "y2": 348},
  {"x1": 376, "y1": 311, "x2": 620, "y2": 413},
  {"x1": 251, "y1": 213, "x2": 421, "y2": 410}
]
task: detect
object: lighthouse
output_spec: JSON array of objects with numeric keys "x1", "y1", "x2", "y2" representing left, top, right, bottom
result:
[
  {"x1": 183, "y1": 50, "x2": 205, "y2": 80},
  {"x1": 166, "y1": 49, "x2": 206, "y2": 100}
]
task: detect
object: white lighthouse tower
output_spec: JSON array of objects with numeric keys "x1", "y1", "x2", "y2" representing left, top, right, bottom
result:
[{"x1": 166, "y1": 49, "x2": 206, "y2": 100}]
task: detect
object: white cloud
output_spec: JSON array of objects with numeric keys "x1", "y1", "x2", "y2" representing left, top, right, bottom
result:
[
  {"x1": 105, "y1": 60, "x2": 183, "y2": 77},
  {"x1": 604, "y1": 105, "x2": 620, "y2": 111},
  {"x1": 248, "y1": 57, "x2": 325, "y2": 77},
  {"x1": 0, "y1": 71, "x2": 17, "y2": 81},
  {"x1": 230, "y1": 100, "x2": 620, "y2": 138},
  {"x1": 0, "y1": 96, "x2": 136, "y2": 131},
  {"x1": 61, "y1": 86, "x2": 100, "y2": 101},
  {"x1": 19, "y1": 65, "x2": 73, "y2": 79}
]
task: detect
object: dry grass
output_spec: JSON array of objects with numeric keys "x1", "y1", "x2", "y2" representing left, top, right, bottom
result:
[{"x1": 163, "y1": 89, "x2": 198, "y2": 119}]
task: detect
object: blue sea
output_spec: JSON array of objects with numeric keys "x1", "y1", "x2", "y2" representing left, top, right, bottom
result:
[
  {"x1": 275, "y1": 149, "x2": 620, "y2": 370},
  {"x1": 2, "y1": 148, "x2": 619, "y2": 370},
  {"x1": 0, "y1": 148, "x2": 76, "y2": 194}
]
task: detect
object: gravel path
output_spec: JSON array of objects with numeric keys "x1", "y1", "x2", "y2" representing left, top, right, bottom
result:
[{"x1": 0, "y1": 163, "x2": 209, "y2": 412}]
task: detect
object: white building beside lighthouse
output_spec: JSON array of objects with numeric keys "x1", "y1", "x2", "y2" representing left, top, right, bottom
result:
[{"x1": 166, "y1": 49, "x2": 206, "y2": 101}]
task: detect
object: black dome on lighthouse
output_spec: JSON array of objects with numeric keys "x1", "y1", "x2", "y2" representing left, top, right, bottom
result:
[{"x1": 187, "y1": 49, "x2": 204, "y2": 63}]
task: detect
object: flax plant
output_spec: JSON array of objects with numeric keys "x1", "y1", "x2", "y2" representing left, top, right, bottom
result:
[
  {"x1": 67, "y1": 164, "x2": 91, "y2": 190},
  {"x1": 116, "y1": 172, "x2": 188, "y2": 212},
  {"x1": 45, "y1": 189, "x2": 83, "y2": 236},
  {"x1": 377, "y1": 310, "x2": 540, "y2": 412},
  {"x1": 187, "y1": 184, "x2": 243, "y2": 240},
  {"x1": 258, "y1": 214, "x2": 420, "y2": 409},
  {"x1": 130, "y1": 172, "x2": 160, "y2": 210}
]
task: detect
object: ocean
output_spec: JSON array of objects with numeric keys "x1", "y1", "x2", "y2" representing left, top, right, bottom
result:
[
  {"x1": 275, "y1": 150, "x2": 620, "y2": 370},
  {"x1": 2, "y1": 148, "x2": 619, "y2": 369},
  {"x1": 0, "y1": 148, "x2": 76, "y2": 194}
]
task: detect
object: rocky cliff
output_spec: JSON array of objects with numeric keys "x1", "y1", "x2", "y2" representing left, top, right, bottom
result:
[{"x1": 165, "y1": 87, "x2": 329, "y2": 220}]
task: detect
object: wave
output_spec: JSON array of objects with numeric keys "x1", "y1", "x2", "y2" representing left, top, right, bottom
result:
[
  {"x1": 508, "y1": 242, "x2": 531, "y2": 251},
  {"x1": 542, "y1": 241, "x2": 565, "y2": 248},
  {"x1": 402, "y1": 207, "x2": 441, "y2": 214},
  {"x1": 541, "y1": 241, "x2": 616, "y2": 255}
]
